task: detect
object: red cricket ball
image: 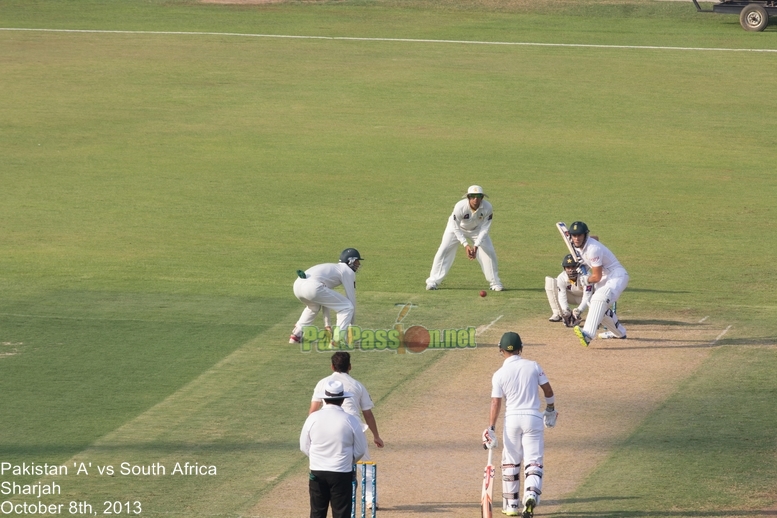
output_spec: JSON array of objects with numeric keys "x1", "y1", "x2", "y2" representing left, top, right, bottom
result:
[{"x1": 479, "y1": 290, "x2": 487, "y2": 297}]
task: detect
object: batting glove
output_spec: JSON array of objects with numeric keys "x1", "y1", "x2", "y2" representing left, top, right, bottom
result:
[
  {"x1": 543, "y1": 407, "x2": 558, "y2": 428},
  {"x1": 482, "y1": 426, "x2": 498, "y2": 450}
]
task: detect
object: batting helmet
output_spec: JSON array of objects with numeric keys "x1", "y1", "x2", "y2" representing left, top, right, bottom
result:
[
  {"x1": 498, "y1": 332, "x2": 522, "y2": 353},
  {"x1": 339, "y1": 248, "x2": 364, "y2": 271},
  {"x1": 568, "y1": 221, "x2": 589, "y2": 236}
]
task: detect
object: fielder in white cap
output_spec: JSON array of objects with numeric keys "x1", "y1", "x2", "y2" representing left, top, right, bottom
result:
[
  {"x1": 301, "y1": 379, "x2": 367, "y2": 518},
  {"x1": 425, "y1": 185, "x2": 503, "y2": 291}
]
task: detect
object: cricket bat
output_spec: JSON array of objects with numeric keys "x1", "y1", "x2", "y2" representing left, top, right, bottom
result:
[{"x1": 481, "y1": 448, "x2": 495, "y2": 518}]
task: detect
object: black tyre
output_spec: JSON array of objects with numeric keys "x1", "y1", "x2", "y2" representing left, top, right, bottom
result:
[{"x1": 740, "y1": 3, "x2": 769, "y2": 31}]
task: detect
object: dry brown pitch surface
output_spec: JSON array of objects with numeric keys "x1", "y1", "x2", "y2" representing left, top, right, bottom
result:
[{"x1": 251, "y1": 314, "x2": 726, "y2": 517}]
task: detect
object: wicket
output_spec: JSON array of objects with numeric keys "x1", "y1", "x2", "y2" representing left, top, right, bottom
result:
[{"x1": 351, "y1": 461, "x2": 377, "y2": 518}]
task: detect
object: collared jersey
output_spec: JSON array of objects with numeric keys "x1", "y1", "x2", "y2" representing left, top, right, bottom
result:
[
  {"x1": 312, "y1": 372, "x2": 374, "y2": 419},
  {"x1": 304, "y1": 262, "x2": 357, "y2": 305},
  {"x1": 300, "y1": 405, "x2": 367, "y2": 472},
  {"x1": 576, "y1": 239, "x2": 628, "y2": 280},
  {"x1": 491, "y1": 355, "x2": 549, "y2": 419},
  {"x1": 450, "y1": 199, "x2": 494, "y2": 247}
]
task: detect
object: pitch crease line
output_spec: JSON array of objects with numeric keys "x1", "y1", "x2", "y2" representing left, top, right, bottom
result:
[
  {"x1": 713, "y1": 324, "x2": 732, "y2": 344},
  {"x1": 476, "y1": 314, "x2": 503, "y2": 336},
  {"x1": 2, "y1": 27, "x2": 777, "y2": 53}
]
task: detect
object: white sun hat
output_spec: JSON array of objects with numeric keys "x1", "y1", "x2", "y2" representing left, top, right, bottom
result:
[
  {"x1": 315, "y1": 380, "x2": 354, "y2": 400},
  {"x1": 462, "y1": 185, "x2": 488, "y2": 198}
]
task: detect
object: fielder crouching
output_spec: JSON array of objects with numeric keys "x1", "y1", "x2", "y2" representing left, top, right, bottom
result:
[
  {"x1": 484, "y1": 332, "x2": 557, "y2": 518},
  {"x1": 545, "y1": 254, "x2": 593, "y2": 326}
]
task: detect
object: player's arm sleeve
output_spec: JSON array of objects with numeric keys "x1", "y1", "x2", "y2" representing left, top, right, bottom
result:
[
  {"x1": 450, "y1": 206, "x2": 469, "y2": 246},
  {"x1": 343, "y1": 269, "x2": 357, "y2": 306},
  {"x1": 300, "y1": 417, "x2": 313, "y2": 456},
  {"x1": 537, "y1": 364, "x2": 549, "y2": 386},
  {"x1": 577, "y1": 283, "x2": 594, "y2": 312},
  {"x1": 351, "y1": 416, "x2": 368, "y2": 462},
  {"x1": 490, "y1": 372, "x2": 504, "y2": 399},
  {"x1": 359, "y1": 386, "x2": 374, "y2": 412},
  {"x1": 322, "y1": 307, "x2": 331, "y2": 328},
  {"x1": 557, "y1": 272, "x2": 570, "y2": 309},
  {"x1": 472, "y1": 211, "x2": 493, "y2": 248}
]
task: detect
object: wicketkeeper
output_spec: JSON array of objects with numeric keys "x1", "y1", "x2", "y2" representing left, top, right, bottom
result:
[{"x1": 545, "y1": 254, "x2": 593, "y2": 326}]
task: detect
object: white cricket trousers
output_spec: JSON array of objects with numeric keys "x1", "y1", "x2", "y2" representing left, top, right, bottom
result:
[
  {"x1": 292, "y1": 278, "x2": 354, "y2": 336},
  {"x1": 426, "y1": 225, "x2": 501, "y2": 287},
  {"x1": 583, "y1": 273, "x2": 629, "y2": 338},
  {"x1": 502, "y1": 414, "x2": 544, "y2": 506}
]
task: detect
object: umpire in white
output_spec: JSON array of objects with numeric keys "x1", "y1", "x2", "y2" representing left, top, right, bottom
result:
[
  {"x1": 483, "y1": 332, "x2": 557, "y2": 518},
  {"x1": 301, "y1": 379, "x2": 367, "y2": 518}
]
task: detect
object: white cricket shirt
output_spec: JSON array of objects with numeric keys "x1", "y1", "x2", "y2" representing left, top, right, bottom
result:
[
  {"x1": 491, "y1": 355, "x2": 549, "y2": 419},
  {"x1": 304, "y1": 262, "x2": 357, "y2": 305},
  {"x1": 312, "y1": 372, "x2": 374, "y2": 419},
  {"x1": 300, "y1": 405, "x2": 367, "y2": 472},
  {"x1": 577, "y1": 239, "x2": 628, "y2": 280},
  {"x1": 449, "y1": 199, "x2": 494, "y2": 247}
]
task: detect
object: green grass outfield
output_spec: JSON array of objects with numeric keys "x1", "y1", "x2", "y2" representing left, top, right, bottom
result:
[{"x1": 1, "y1": 0, "x2": 775, "y2": 516}]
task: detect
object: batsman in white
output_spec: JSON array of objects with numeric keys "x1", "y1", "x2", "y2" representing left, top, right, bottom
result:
[
  {"x1": 310, "y1": 352, "x2": 384, "y2": 509},
  {"x1": 289, "y1": 248, "x2": 363, "y2": 346},
  {"x1": 425, "y1": 185, "x2": 503, "y2": 291},
  {"x1": 483, "y1": 332, "x2": 557, "y2": 518},
  {"x1": 567, "y1": 221, "x2": 628, "y2": 346},
  {"x1": 545, "y1": 254, "x2": 594, "y2": 326}
]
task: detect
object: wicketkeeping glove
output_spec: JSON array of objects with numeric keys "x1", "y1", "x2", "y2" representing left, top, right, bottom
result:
[
  {"x1": 562, "y1": 310, "x2": 573, "y2": 327},
  {"x1": 482, "y1": 426, "x2": 498, "y2": 450},
  {"x1": 543, "y1": 408, "x2": 558, "y2": 428},
  {"x1": 569, "y1": 308, "x2": 583, "y2": 326}
]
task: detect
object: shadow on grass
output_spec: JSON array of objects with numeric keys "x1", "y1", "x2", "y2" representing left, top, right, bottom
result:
[{"x1": 624, "y1": 319, "x2": 710, "y2": 327}]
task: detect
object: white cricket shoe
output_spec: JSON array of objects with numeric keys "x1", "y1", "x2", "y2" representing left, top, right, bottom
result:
[
  {"x1": 599, "y1": 331, "x2": 627, "y2": 339},
  {"x1": 288, "y1": 334, "x2": 301, "y2": 344},
  {"x1": 425, "y1": 282, "x2": 438, "y2": 290},
  {"x1": 548, "y1": 314, "x2": 562, "y2": 322},
  {"x1": 502, "y1": 506, "x2": 520, "y2": 516},
  {"x1": 490, "y1": 284, "x2": 503, "y2": 291},
  {"x1": 573, "y1": 326, "x2": 591, "y2": 347}
]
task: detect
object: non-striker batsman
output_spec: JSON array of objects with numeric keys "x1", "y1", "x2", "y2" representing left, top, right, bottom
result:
[{"x1": 483, "y1": 332, "x2": 557, "y2": 518}]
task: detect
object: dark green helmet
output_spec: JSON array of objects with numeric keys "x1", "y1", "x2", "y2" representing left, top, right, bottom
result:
[
  {"x1": 562, "y1": 254, "x2": 578, "y2": 269},
  {"x1": 339, "y1": 248, "x2": 364, "y2": 272},
  {"x1": 498, "y1": 332, "x2": 522, "y2": 353},
  {"x1": 568, "y1": 221, "x2": 589, "y2": 236}
]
